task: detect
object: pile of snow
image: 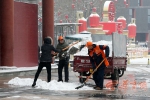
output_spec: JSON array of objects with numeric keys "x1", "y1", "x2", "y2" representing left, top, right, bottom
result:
[
  {"x1": 7, "y1": 77, "x2": 93, "y2": 91},
  {"x1": 69, "y1": 36, "x2": 92, "y2": 49},
  {"x1": 74, "y1": 46, "x2": 88, "y2": 56},
  {"x1": 74, "y1": 40, "x2": 112, "y2": 56}
]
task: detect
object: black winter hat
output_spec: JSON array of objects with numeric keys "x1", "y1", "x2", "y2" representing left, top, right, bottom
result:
[{"x1": 44, "y1": 37, "x2": 52, "y2": 44}]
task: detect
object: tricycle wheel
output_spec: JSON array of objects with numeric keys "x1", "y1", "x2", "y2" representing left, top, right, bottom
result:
[
  {"x1": 118, "y1": 69, "x2": 124, "y2": 77},
  {"x1": 111, "y1": 69, "x2": 119, "y2": 87},
  {"x1": 79, "y1": 72, "x2": 86, "y2": 83}
]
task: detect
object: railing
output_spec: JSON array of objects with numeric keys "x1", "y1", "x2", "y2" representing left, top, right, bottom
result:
[{"x1": 127, "y1": 47, "x2": 148, "y2": 58}]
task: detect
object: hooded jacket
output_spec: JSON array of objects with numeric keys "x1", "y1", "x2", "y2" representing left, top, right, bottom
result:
[{"x1": 40, "y1": 37, "x2": 58, "y2": 62}]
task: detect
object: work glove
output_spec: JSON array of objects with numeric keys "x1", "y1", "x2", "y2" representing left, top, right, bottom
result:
[{"x1": 61, "y1": 51, "x2": 69, "y2": 58}]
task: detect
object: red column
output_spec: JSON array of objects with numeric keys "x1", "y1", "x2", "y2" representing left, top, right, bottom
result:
[
  {"x1": 42, "y1": 0, "x2": 54, "y2": 42},
  {"x1": 0, "y1": 0, "x2": 14, "y2": 66},
  {"x1": 0, "y1": 3, "x2": 1, "y2": 66}
]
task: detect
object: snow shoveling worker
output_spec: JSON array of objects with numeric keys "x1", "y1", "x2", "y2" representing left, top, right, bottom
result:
[
  {"x1": 56, "y1": 36, "x2": 70, "y2": 82},
  {"x1": 86, "y1": 41, "x2": 109, "y2": 90},
  {"x1": 32, "y1": 37, "x2": 59, "y2": 87}
]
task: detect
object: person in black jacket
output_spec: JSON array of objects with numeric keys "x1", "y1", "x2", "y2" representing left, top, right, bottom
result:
[{"x1": 32, "y1": 37, "x2": 59, "y2": 87}]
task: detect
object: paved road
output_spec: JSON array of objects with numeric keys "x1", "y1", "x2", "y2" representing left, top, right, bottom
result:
[{"x1": 0, "y1": 65, "x2": 150, "y2": 100}]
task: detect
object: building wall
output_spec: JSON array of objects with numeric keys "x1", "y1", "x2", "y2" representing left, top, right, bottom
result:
[
  {"x1": 143, "y1": 0, "x2": 150, "y2": 6},
  {"x1": 136, "y1": 8, "x2": 148, "y2": 33},
  {"x1": 128, "y1": 0, "x2": 138, "y2": 7}
]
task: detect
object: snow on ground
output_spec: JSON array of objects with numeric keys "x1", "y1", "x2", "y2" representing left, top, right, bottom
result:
[
  {"x1": 126, "y1": 67, "x2": 142, "y2": 72},
  {"x1": 7, "y1": 77, "x2": 93, "y2": 91},
  {"x1": 127, "y1": 64, "x2": 150, "y2": 73},
  {"x1": 130, "y1": 58, "x2": 149, "y2": 64},
  {"x1": 146, "y1": 79, "x2": 150, "y2": 87},
  {"x1": 126, "y1": 57, "x2": 150, "y2": 73}
]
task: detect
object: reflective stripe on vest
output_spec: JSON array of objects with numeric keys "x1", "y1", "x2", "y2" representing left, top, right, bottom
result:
[{"x1": 89, "y1": 45, "x2": 109, "y2": 67}]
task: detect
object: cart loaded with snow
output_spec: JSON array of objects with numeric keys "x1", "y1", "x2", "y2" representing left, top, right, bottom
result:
[{"x1": 65, "y1": 32, "x2": 127, "y2": 87}]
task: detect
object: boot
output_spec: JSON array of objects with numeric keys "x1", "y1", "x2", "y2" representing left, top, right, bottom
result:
[
  {"x1": 58, "y1": 79, "x2": 63, "y2": 82},
  {"x1": 95, "y1": 87, "x2": 103, "y2": 90},
  {"x1": 32, "y1": 82, "x2": 36, "y2": 87}
]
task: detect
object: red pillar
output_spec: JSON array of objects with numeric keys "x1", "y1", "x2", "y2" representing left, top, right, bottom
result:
[
  {"x1": 0, "y1": 2, "x2": 1, "y2": 66},
  {"x1": 42, "y1": 0, "x2": 54, "y2": 42},
  {"x1": 0, "y1": 0, "x2": 14, "y2": 66}
]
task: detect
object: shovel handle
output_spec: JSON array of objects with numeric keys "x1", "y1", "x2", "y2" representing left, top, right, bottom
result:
[{"x1": 62, "y1": 41, "x2": 79, "y2": 51}]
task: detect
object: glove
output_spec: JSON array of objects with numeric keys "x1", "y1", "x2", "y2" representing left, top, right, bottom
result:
[
  {"x1": 61, "y1": 52, "x2": 69, "y2": 58},
  {"x1": 55, "y1": 53, "x2": 59, "y2": 59}
]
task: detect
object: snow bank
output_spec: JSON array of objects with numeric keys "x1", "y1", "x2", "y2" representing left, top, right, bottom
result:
[{"x1": 7, "y1": 77, "x2": 93, "y2": 91}]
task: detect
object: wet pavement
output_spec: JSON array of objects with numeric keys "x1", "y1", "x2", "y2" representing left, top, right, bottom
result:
[{"x1": 0, "y1": 65, "x2": 150, "y2": 100}]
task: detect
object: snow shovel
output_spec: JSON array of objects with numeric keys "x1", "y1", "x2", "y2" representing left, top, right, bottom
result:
[
  {"x1": 75, "y1": 57, "x2": 107, "y2": 90},
  {"x1": 62, "y1": 41, "x2": 80, "y2": 51},
  {"x1": 53, "y1": 41, "x2": 80, "y2": 56}
]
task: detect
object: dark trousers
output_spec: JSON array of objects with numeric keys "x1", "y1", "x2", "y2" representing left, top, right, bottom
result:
[
  {"x1": 58, "y1": 59, "x2": 69, "y2": 81},
  {"x1": 93, "y1": 65, "x2": 105, "y2": 88},
  {"x1": 33, "y1": 62, "x2": 51, "y2": 83}
]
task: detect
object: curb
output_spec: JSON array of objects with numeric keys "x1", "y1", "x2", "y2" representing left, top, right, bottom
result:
[{"x1": 0, "y1": 65, "x2": 58, "y2": 77}]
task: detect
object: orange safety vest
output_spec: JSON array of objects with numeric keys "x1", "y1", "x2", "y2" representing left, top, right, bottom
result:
[{"x1": 89, "y1": 45, "x2": 109, "y2": 67}]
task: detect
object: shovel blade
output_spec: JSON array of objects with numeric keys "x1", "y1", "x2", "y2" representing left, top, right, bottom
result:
[{"x1": 75, "y1": 84, "x2": 84, "y2": 89}]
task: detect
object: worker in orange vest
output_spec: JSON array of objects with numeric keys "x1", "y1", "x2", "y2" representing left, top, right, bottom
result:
[{"x1": 86, "y1": 41, "x2": 109, "y2": 90}]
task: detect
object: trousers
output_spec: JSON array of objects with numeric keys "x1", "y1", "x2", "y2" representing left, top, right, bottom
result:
[
  {"x1": 58, "y1": 59, "x2": 69, "y2": 81},
  {"x1": 93, "y1": 65, "x2": 105, "y2": 88},
  {"x1": 33, "y1": 62, "x2": 51, "y2": 83}
]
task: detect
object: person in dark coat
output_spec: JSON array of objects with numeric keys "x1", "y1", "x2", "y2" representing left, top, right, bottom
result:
[
  {"x1": 86, "y1": 41, "x2": 109, "y2": 90},
  {"x1": 56, "y1": 36, "x2": 70, "y2": 82},
  {"x1": 32, "y1": 37, "x2": 59, "y2": 87}
]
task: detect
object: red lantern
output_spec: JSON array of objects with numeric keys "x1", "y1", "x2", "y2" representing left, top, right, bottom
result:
[
  {"x1": 59, "y1": 20, "x2": 62, "y2": 23},
  {"x1": 58, "y1": 12, "x2": 61, "y2": 16},
  {"x1": 117, "y1": 16, "x2": 126, "y2": 29},
  {"x1": 128, "y1": 23, "x2": 136, "y2": 38},
  {"x1": 39, "y1": 18, "x2": 42, "y2": 22},
  {"x1": 92, "y1": 7, "x2": 96, "y2": 12},
  {"x1": 65, "y1": 15, "x2": 68, "y2": 19},
  {"x1": 124, "y1": 0, "x2": 126, "y2": 4},
  {"x1": 90, "y1": 2, "x2": 93, "y2": 6},
  {"x1": 78, "y1": 17, "x2": 87, "y2": 33},
  {"x1": 72, "y1": 4, "x2": 75, "y2": 9},
  {"x1": 89, "y1": 7, "x2": 100, "y2": 27},
  {"x1": 38, "y1": 2, "x2": 42, "y2": 6},
  {"x1": 126, "y1": 4, "x2": 128, "y2": 8}
]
